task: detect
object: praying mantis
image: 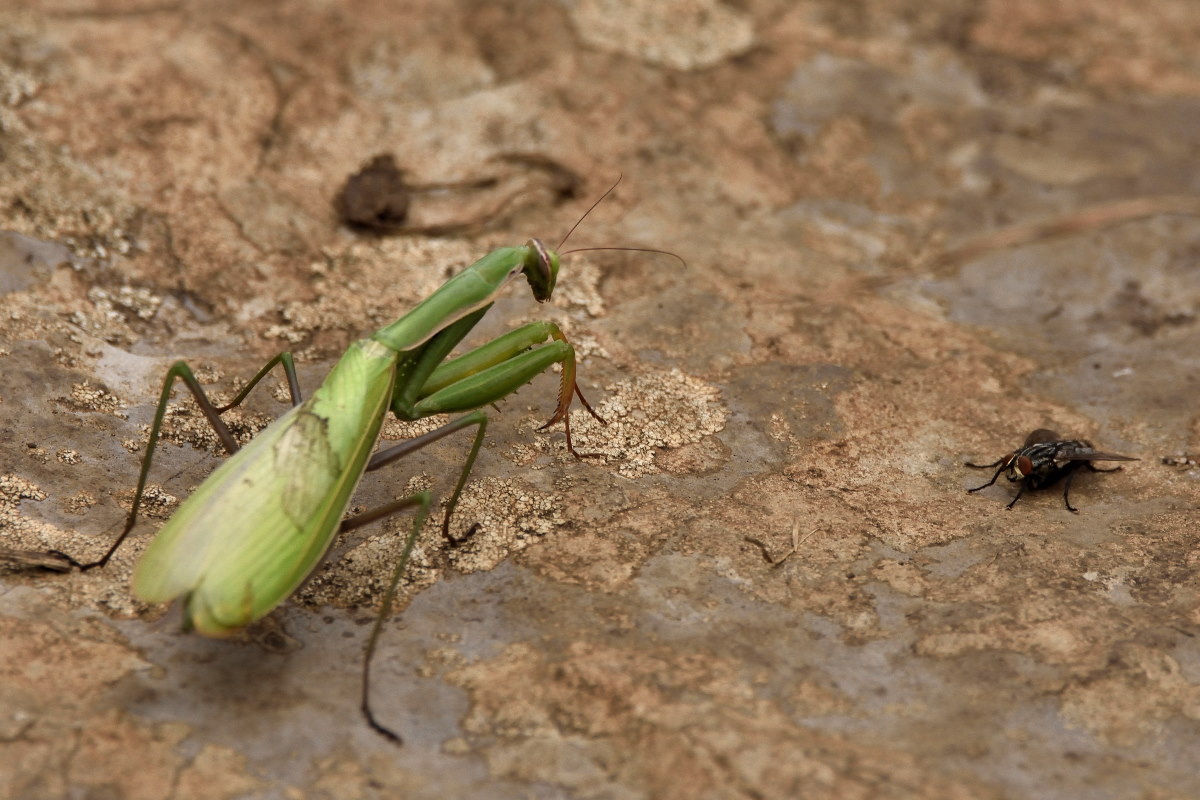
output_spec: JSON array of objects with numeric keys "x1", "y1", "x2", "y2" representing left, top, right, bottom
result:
[{"x1": 26, "y1": 182, "x2": 675, "y2": 742}]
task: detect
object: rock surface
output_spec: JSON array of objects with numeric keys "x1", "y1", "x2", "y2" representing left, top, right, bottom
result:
[{"x1": 1, "y1": 2, "x2": 1199, "y2": 798}]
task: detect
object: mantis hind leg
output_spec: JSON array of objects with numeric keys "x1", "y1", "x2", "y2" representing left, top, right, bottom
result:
[
  {"x1": 339, "y1": 490, "x2": 432, "y2": 745},
  {"x1": 216, "y1": 352, "x2": 303, "y2": 411},
  {"x1": 338, "y1": 413, "x2": 492, "y2": 743},
  {"x1": 54, "y1": 354, "x2": 300, "y2": 571}
]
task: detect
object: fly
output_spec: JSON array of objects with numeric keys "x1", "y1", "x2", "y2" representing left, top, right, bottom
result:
[{"x1": 966, "y1": 429, "x2": 1138, "y2": 512}]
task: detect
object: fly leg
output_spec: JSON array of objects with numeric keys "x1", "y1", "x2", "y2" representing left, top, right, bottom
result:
[
  {"x1": 1060, "y1": 462, "x2": 1121, "y2": 512},
  {"x1": 1061, "y1": 469, "x2": 1080, "y2": 513},
  {"x1": 966, "y1": 458, "x2": 1008, "y2": 494},
  {"x1": 1005, "y1": 483, "x2": 1028, "y2": 510}
]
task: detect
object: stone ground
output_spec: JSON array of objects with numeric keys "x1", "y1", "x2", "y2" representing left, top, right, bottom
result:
[{"x1": 1, "y1": 2, "x2": 1199, "y2": 798}]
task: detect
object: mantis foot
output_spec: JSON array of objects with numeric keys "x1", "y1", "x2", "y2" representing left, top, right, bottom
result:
[
  {"x1": 539, "y1": 383, "x2": 607, "y2": 459},
  {"x1": 445, "y1": 522, "x2": 481, "y2": 547}
]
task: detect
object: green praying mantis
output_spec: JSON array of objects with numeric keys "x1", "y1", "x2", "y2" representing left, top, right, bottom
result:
[{"x1": 26, "y1": 181, "x2": 678, "y2": 742}]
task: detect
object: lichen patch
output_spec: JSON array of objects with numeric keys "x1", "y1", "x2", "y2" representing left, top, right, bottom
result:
[{"x1": 533, "y1": 369, "x2": 728, "y2": 478}]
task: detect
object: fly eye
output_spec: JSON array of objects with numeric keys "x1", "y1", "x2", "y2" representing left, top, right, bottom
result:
[{"x1": 1014, "y1": 455, "x2": 1033, "y2": 478}]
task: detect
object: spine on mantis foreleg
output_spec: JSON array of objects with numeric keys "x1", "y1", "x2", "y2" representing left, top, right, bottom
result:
[
  {"x1": 420, "y1": 321, "x2": 563, "y2": 397},
  {"x1": 389, "y1": 318, "x2": 570, "y2": 422},
  {"x1": 412, "y1": 342, "x2": 573, "y2": 417}
]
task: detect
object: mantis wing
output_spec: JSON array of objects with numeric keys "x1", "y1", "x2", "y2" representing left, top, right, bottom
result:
[{"x1": 133, "y1": 339, "x2": 397, "y2": 636}]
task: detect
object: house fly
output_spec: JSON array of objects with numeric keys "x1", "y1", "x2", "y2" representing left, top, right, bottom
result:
[{"x1": 966, "y1": 429, "x2": 1138, "y2": 512}]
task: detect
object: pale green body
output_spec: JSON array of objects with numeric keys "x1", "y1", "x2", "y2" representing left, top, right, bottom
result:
[
  {"x1": 125, "y1": 239, "x2": 585, "y2": 638},
  {"x1": 134, "y1": 339, "x2": 395, "y2": 635}
]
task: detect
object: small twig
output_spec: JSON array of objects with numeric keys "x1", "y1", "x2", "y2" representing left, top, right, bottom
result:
[
  {"x1": 744, "y1": 519, "x2": 820, "y2": 567},
  {"x1": 0, "y1": 546, "x2": 75, "y2": 572},
  {"x1": 933, "y1": 195, "x2": 1200, "y2": 271}
]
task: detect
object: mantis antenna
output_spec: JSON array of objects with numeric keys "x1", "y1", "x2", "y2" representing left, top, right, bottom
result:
[
  {"x1": 557, "y1": 175, "x2": 623, "y2": 250},
  {"x1": 557, "y1": 175, "x2": 687, "y2": 267}
]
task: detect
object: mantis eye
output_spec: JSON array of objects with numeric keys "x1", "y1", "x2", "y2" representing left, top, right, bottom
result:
[
  {"x1": 523, "y1": 238, "x2": 558, "y2": 302},
  {"x1": 528, "y1": 238, "x2": 551, "y2": 280}
]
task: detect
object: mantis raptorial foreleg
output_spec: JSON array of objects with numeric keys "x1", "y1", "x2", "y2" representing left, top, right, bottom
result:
[{"x1": 403, "y1": 320, "x2": 605, "y2": 457}]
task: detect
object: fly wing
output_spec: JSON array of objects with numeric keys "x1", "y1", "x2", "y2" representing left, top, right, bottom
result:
[
  {"x1": 1052, "y1": 440, "x2": 1138, "y2": 464},
  {"x1": 1071, "y1": 451, "x2": 1139, "y2": 462}
]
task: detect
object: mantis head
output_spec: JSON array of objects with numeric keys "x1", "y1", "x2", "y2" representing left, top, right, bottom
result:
[{"x1": 523, "y1": 238, "x2": 560, "y2": 302}]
